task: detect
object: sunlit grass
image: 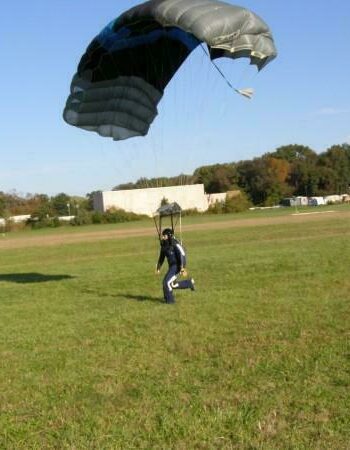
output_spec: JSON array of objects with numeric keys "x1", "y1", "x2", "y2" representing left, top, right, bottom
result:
[{"x1": 0, "y1": 213, "x2": 349, "y2": 448}]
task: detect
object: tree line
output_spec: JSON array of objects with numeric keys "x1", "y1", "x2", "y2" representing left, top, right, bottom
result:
[
  {"x1": 0, "y1": 192, "x2": 94, "y2": 219},
  {"x1": 1, "y1": 143, "x2": 349, "y2": 220},
  {"x1": 114, "y1": 143, "x2": 350, "y2": 206},
  {"x1": 0, "y1": 191, "x2": 144, "y2": 229}
]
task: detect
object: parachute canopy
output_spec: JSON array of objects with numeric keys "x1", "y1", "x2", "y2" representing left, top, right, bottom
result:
[{"x1": 63, "y1": 0, "x2": 277, "y2": 141}]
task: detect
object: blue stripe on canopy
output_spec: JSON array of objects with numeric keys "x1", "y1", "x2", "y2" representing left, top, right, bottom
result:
[{"x1": 97, "y1": 25, "x2": 201, "y2": 53}]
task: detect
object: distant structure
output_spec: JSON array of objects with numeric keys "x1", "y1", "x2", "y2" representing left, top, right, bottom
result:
[
  {"x1": 8, "y1": 215, "x2": 31, "y2": 223},
  {"x1": 281, "y1": 194, "x2": 349, "y2": 207},
  {"x1": 207, "y1": 190, "x2": 241, "y2": 207},
  {"x1": 207, "y1": 192, "x2": 227, "y2": 207},
  {"x1": 93, "y1": 184, "x2": 209, "y2": 216}
]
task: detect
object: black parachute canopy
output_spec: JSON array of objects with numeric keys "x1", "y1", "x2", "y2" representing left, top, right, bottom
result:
[{"x1": 63, "y1": 0, "x2": 277, "y2": 141}]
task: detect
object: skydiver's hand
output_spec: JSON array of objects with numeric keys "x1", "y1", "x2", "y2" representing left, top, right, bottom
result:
[
  {"x1": 155, "y1": 269, "x2": 160, "y2": 275},
  {"x1": 180, "y1": 268, "x2": 187, "y2": 277}
]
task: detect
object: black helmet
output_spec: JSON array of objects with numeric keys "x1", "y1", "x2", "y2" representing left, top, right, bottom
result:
[{"x1": 162, "y1": 228, "x2": 173, "y2": 238}]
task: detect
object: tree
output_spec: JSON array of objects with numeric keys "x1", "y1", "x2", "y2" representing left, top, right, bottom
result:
[
  {"x1": 318, "y1": 144, "x2": 350, "y2": 193},
  {"x1": 0, "y1": 192, "x2": 6, "y2": 217},
  {"x1": 271, "y1": 144, "x2": 317, "y2": 162},
  {"x1": 51, "y1": 193, "x2": 71, "y2": 216},
  {"x1": 193, "y1": 163, "x2": 237, "y2": 193},
  {"x1": 315, "y1": 166, "x2": 337, "y2": 195},
  {"x1": 236, "y1": 158, "x2": 267, "y2": 205}
]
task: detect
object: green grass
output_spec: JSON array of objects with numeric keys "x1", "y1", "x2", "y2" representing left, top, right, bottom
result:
[{"x1": 0, "y1": 213, "x2": 349, "y2": 449}]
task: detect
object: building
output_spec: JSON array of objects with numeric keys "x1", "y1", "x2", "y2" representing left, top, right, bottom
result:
[
  {"x1": 308, "y1": 196, "x2": 326, "y2": 206},
  {"x1": 295, "y1": 196, "x2": 308, "y2": 206},
  {"x1": 93, "y1": 184, "x2": 209, "y2": 216},
  {"x1": 280, "y1": 197, "x2": 297, "y2": 207},
  {"x1": 207, "y1": 192, "x2": 226, "y2": 206},
  {"x1": 324, "y1": 195, "x2": 342, "y2": 204},
  {"x1": 8, "y1": 215, "x2": 31, "y2": 223},
  {"x1": 206, "y1": 190, "x2": 241, "y2": 207}
]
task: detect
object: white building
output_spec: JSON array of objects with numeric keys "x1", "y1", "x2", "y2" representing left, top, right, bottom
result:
[
  {"x1": 324, "y1": 195, "x2": 342, "y2": 204},
  {"x1": 58, "y1": 216, "x2": 76, "y2": 222},
  {"x1": 8, "y1": 215, "x2": 31, "y2": 223},
  {"x1": 93, "y1": 184, "x2": 209, "y2": 216},
  {"x1": 207, "y1": 192, "x2": 226, "y2": 206}
]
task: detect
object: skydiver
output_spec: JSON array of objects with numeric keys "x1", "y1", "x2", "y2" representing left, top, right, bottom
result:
[{"x1": 156, "y1": 228, "x2": 195, "y2": 304}]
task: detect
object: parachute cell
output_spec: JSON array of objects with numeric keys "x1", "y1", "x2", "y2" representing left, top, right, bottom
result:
[{"x1": 63, "y1": 0, "x2": 277, "y2": 141}]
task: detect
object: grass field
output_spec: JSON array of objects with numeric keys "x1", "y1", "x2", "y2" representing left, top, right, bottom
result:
[{"x1": 0, "y1": 209, "x2": 349, "y2": 449}]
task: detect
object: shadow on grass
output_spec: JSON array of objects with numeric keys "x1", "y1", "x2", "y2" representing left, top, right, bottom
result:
[
  {"x1": 0, "y1": 273, "x2": 74, "y2": 284},
  {"x1": 122, "y1": 294, "x2": 163, "y2": 303},
  {"x1": 80, "y1": 289, "x2": 162, "y2": 303}
]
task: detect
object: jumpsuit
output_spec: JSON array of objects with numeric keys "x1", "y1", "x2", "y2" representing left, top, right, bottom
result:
[{"x1": 156, "y1": 238, "x2": 193, "y2": 303}]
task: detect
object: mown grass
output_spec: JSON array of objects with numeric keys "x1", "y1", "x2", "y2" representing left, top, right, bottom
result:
[{"x1": 0, "y1": 213, "x2": 349, "y2": 449}]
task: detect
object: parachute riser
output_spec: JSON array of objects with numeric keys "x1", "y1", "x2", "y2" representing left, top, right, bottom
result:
[
  {"x1": 153, "y1": 202, "x2": 183, "y2": 244},
  {"x1": 153, "y1": 216, "x2": 162, "y2": 243},
  {"x1": 154, "y1": 213, "x2": 181, "y2": 241},
  {"x1": 200, "y1": 44, "x2": 255, "y2": 99}
]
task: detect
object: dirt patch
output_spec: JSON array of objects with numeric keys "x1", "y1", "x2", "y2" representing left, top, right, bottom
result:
[{"x1": 1, "y1": 211, "x2": 349, "y2": 250}]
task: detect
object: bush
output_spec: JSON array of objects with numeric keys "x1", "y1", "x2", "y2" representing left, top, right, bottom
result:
[
  {"x1": 4, "y1": 221, "x2": 27, "y2": 232},
  {"x1": 104, "y1": 208, "x2": 145, "y2": 223},
  {"x1": 91, "y1": 208, "x2": 146, "y2": 224},
  {"x1": 182, "y1": 208, "x2": 202, "y2": 216},
  {"x1": 71, "y1": 210, "x2": 93, "y2": 226},
  {"x1": 224, "y1": 192, "x2": 252, "y2": 213},
  {"x1": 207, "y1": 201, "x2": 225, "y2": 214},
  {"x1": 91, "y1": 211, "x2": 104, "y2": 224},
  {"x1": 29, "y1": 216, "x2": 61, "y2": 229}
]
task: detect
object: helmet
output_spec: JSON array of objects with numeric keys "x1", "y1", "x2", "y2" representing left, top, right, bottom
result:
[{"x1": 162, "y1": 228, "x2": 174, "y2": 238}]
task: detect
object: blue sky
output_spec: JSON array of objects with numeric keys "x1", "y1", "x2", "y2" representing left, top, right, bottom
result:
[{"x1": 1, "y1": 0, "x2": 349, "y2": 196}]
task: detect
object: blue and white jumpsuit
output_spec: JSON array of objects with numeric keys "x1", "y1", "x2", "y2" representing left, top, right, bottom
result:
[{"x1": 156, "y1": 239, "x2": 193, "y2": 303}]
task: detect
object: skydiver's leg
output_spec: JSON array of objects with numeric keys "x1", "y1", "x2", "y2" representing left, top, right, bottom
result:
[
  {"x1": 171, "y1": 270, "x2": 195, "y2": 291},
  {"x1": 162, "y1": 266, "x2": 178, "y2": 304},
  {"x1": 172, "y1": 278, "x2": 195, "y2": 291},
  {"x1": 173, "y1": 280, "x2": 193, "y2": 289}
]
